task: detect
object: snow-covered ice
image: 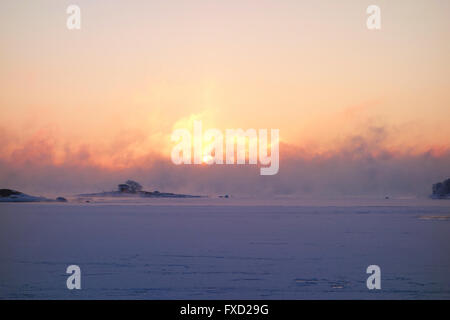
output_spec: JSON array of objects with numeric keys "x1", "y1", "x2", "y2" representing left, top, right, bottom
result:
[{"x1": 0, "y1": 198, "x2": 449, "y2": 299}]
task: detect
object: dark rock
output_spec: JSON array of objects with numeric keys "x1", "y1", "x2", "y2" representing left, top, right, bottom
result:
[
  {"x1": 431, "y1": 178, "x2": 450, "y2": 199},
  {"x1": 56, "y1": 197, "x2": 68, "y2": 202},
  {"x1": 0, "y1": 189, "x2": 23, "y2": 197}
]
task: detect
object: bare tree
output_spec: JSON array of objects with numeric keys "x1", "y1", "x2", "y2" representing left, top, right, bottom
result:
[{"x1": 125, "y1": 180, "x2": 142, "y2": 193}]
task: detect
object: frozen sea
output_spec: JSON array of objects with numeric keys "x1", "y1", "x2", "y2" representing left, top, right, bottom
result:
[{"x1": 0, "y1": 197, "x2": 449, "y2": 299}]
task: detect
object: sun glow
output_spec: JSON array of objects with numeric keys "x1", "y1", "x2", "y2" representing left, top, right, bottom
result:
[{"x1": 202, "y1": 155, "x2": 213, "y2": 164}]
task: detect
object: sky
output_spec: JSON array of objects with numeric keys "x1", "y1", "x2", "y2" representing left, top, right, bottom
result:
[{"x1": 0, "y1": 0, "x2": 449, "y2": 196}]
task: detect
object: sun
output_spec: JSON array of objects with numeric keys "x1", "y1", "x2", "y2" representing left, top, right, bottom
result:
[{"x1": 202, "y1": 155, "x2": 213, "y2": 164}]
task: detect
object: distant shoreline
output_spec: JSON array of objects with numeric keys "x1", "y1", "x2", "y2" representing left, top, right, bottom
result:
[{"x1": 78, "y1": 191, "x2": 204, "y2": 199}]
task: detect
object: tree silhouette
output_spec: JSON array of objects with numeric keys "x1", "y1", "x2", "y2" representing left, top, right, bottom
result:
[{"x1": 125, "y1": 180, "x2": 142, "y2": 193}]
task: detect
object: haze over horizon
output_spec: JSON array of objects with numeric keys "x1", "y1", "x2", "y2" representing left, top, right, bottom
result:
[{"x1": 1, "y1": 0, "x2": 449, "y2": 196}]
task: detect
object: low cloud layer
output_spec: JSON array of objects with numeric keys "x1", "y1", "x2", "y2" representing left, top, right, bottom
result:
[
  {"x1": 1, "y1": 117, "x2": 449, "y2": 198},
  {"x1": 0, "y1": 134, "x2": 448, "y2": 198}
]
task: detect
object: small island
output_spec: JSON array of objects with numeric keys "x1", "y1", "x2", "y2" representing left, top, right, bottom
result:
[
  {"x1": 79, "y1": 180, "x2": 203, "y2": 198},
  {"x1": 431, "y1": 178, "x2": 450, "y2": 199},
  {"x1": 1, "y1": 180, "x2": 203, "y2": 202},
  {"x1": 0, "y1": 189, "x2": 67, "y2": 202}
]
